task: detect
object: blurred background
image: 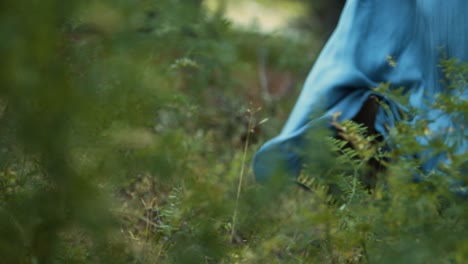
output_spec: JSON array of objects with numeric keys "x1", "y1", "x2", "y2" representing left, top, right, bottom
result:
[{"x1": 204, "y1": 0, "x2": 344, "y2": 37}]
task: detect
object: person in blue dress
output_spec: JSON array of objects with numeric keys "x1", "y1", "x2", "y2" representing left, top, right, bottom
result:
[{"x1": 253, "y1": 0, "x2": 468, "y2": 184}]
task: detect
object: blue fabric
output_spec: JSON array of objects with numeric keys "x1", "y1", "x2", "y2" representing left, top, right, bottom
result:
[{"x1": 253, "y1": 0, "x2": 468, "y2": 182}]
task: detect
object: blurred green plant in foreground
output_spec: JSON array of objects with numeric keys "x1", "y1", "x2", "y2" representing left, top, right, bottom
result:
[{"x1": 0, "y1": 1, "x2": 466, "y2": 263}]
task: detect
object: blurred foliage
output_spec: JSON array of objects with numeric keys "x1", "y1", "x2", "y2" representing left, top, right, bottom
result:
[
  {"x1": 292, "y1": 0, "x2": 346, "y2": 39},
  {"x1": 0, "y1": 1, "x2": 466, "y2": 264}
]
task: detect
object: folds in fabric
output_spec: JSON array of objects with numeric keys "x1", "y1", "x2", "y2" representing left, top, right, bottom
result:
[{"x1": 253, "y1": 0, "x2": 468, "y2": 182}]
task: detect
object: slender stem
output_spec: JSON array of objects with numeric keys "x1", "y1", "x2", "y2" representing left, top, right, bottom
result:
[{"x1": 231, "y1": 109, "x2": 255, "y2": 242}]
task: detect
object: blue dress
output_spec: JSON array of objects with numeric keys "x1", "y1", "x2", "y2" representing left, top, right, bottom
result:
[{"x1": 253, "y1": 0, "x2": 468, "y2": 182}]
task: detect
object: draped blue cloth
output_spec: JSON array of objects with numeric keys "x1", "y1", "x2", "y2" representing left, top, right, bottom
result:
[{"x1": 253, "y1": 0, "x2": 468, "y2": 182}]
